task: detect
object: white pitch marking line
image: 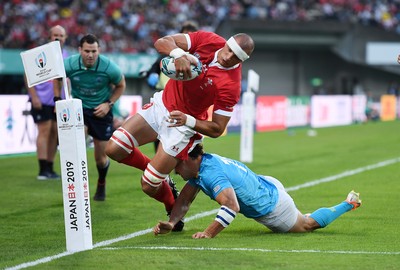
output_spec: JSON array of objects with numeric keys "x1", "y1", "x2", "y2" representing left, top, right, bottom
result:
[
  {"x1": 99, "y1": 246, "x2": 400, "y2": 255},
  {"x1": 5, "y1": 157, "x2": 400, "y2": 270}
]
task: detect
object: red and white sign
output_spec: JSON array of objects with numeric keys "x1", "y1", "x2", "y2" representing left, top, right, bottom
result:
[
  {"x1": 118, "y1": 95, "x2": 142, "y2": 117},
  {"x1": 256, "y1": 96, "x2": 287, "y2": 132}
]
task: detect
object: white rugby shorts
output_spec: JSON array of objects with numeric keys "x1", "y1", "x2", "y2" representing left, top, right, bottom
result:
[
  {"x1": 254, "y1": 176, "x2": 299, "y2": 233},
  {"x1": 138, "y1": 91, "x2": 203, "y2": 159}
]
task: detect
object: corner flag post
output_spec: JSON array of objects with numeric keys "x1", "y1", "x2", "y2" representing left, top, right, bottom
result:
[
  {"x1": 20, "y1": 41, "x2": 93, "y2": 252},
  {"x1": 240, "y1": 69, "x2": 259, "y2": 163}
]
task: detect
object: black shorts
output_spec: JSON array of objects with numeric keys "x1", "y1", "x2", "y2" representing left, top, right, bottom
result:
[
  {"x1": 30, "y1": 105, "x2": 56, "y2": 123},
  {"x1": 83, "y1": 108, "x2": 113, "y2": 141}
]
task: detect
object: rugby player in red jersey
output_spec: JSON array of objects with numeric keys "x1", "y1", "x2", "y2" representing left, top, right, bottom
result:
[{"x1": 106, "y1": 31, "x2": 254, "y2": 231}]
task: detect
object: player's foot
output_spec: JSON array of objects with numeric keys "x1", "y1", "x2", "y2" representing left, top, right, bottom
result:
[
  {"x1": 166, "y1": 175, "x2": 180, "y2": 199},
  {"x1": 345, "y1": 190, "x2": 362, "y2": 210},
  {"x1": 93, "y1": 184, "x2": 106, "y2": 201},
  {"x1": 37, "y1": 171, "x2": 60, "y2": 180},
  {"x1": 167, "y1": 211, "x2": 185, "y2": 232}
]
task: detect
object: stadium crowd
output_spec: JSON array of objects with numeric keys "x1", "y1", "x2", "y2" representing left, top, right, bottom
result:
[{"x1": 2, "y1": 0, "x2": 400, "y2": 53}]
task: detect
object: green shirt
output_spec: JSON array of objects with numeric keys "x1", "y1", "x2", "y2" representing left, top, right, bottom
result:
[{"x1": 64, "y1": 54, "x2": 123, "y2": 109}]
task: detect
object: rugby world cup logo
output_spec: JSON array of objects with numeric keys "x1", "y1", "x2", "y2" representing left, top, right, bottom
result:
[
  {"x1": 35, "y1": 52, "x2": 47, "y2": 68},
  {"x1": 59, "y1": 108, "x2": 70, "y2": 123},
  {"x1": 76, "y1": 109, "x2": 82, "y2": 122}
]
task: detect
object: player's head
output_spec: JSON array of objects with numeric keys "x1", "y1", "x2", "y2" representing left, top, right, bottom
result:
[
  {"x1": 175, "y1": 143, "x2": 204, "y2": 180},
  {"x1": 79, "y1": 34, "x2": 100, "y2": 68},
  {"x1": 49, "y1": 25, "x2": 67, "y2": 46},
  {"x1": 188, "y1": 143, "x2": 204, "y2": 159},
  {"x1": 218, "y1": 33, "x2": 255, "y2": 68},
  {"x1": 180, "y1": 20, "x2": 198, "y2": 34}
]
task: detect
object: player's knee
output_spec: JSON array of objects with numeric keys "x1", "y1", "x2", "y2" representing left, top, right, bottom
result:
[
  {"x1": 289, "y1": 213, "x2": 319, "y2": 233},
  {"x1": 105, "y1": 140, "x2": 120, "y2": 161},
  {"x1": 298, "y1": 215, "x2": 320, "y2": 232},
  {"x1": 106, "y1": 127, "x2": 138, "y2": 160},
  {"x1": 305, "y1": 216, "x2": 321, "y2": 231},
  {"x1": 141, "y1": 178, "x2": 158, "y2": 196},
  {"x1": 141, "y1": 164, "x2": 168, "y2": 195}
]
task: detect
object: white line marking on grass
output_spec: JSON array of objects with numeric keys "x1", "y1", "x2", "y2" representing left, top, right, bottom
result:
[
  {"x1": 6, "y1": 157, "x2": 400, "y2": 270},
  {"x1": 100, "y1": 246, "x2": 400, "y2": 255},
  {"x1": 286, "y1": 157, "x2": 400, "y2": 192}
]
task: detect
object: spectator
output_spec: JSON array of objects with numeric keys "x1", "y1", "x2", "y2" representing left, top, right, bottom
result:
[{"x1": 3, "y1": 1, "x2": 400, "y2": 52}]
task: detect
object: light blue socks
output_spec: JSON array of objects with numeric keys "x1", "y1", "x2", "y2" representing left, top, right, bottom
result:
[{"x1": 310, "y1": 201, "x2": 353, "y2": 228}]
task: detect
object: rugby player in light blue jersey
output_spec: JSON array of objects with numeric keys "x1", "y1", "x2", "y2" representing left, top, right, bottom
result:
[
  {"x1": 153, "y1": 144, "x2": 362, "y2": 238},
  {"x1": 54, "y1": 34, "x2": 126, "y2": 201}
]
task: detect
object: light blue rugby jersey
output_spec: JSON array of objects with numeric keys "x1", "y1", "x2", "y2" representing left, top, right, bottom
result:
[{"x1": 188, "y1": 153, "x2": 279, "y2": 218}]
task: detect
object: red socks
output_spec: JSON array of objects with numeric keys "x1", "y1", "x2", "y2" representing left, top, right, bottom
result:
[
  {"x1": 151, "y1": 180, "x2": 175, "y2": 212},
  {"x1": 119, "y1": 148, "x2": 151, "y2": 171}
]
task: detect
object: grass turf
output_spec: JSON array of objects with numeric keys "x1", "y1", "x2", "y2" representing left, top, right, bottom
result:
[{"x1": 1, "y1": 121, "x2": 399, "y2": 269}]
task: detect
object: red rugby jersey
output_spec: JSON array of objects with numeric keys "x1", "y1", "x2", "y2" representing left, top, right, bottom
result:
[{"x1": 162, "y1": 31, "x2": 242, "y2": 121}]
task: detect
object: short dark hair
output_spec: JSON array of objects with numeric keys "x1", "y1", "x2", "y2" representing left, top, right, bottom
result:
[
  {"x1": 188, "y1": 143, "x2": 204, "y2": 159},
  {"x1": 180, "y1": 20, "x2": 198, "y2": 33},
  {"x1": 80, "y1": 34, "x2": 99, "y2": 47}
]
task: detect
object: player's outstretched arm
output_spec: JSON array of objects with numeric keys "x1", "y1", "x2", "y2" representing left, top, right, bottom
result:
[
  {"x1": 193, "y1": 188, "x2": 240, "y2": 239},
  {"x1": 153, "y1": 183, "x2": 199, "y2": 236}
]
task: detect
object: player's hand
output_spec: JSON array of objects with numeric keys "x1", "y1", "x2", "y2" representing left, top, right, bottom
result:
[
  {"x1": 397, "y1": 55, "x2": 400, "y2": 64},
  {"x1": 174, "y1": 56, "x2": 193, "y2": 80},
  {"x1": 93, "y1": 102, "x2": 111, "y2": 118},
  {"x1": 153, "y1": 221, "x2": 174, "y2": 235},
  {"x1": 192, "y1": 231, "x2": 212, "y2": 239},
  {"x1": 167, "y1": 110, "x2": 186, "y2": 127}
]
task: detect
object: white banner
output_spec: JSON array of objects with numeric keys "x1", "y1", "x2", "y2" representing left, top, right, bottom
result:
[
  {"x1": 20, "y1": 41, "x2": 66, "y2": 87},
  {"x1": 0, "y1": 95, "x2": 36, "y2": 155},
  {"x1": 311, "y1": 95, "x2": 352, "y2": 128},
  {"x1": 56, "y1": 99, "x2": 93, "y2": 252},
  {"x1": 0, "y1": 95, "x2": 143, "y2": 156}
]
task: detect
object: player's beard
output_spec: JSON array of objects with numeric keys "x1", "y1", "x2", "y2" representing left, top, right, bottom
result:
[{"x1": 84, "y1": 57, "x2": 96, "y2": 68}]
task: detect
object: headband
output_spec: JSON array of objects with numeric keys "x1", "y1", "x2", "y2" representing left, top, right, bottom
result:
[{"x1": 227, "y1": 37, "x2": 249, "y2": 62}]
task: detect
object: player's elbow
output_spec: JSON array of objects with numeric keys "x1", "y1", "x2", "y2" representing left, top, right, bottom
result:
[
  {"x1": 208, "y1": 129, "x2": 225, "y2": 138},
  {"x1": 154, "y1": 36, "x2": 174, "y2": 53}
]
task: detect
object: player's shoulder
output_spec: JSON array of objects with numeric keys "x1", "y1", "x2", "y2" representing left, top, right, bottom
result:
[
  {"x1": 191, "y1": 30, "x2": 222, "y2": 39},
  {"x1": 190, "y1": 31, "x2": 225, "y2": 45},
  {"x1": 98, "y1": 54, "x2": 111, "y2": 65}
]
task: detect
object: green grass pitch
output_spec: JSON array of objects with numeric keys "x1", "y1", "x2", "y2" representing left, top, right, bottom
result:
[{"x1": 1, "y1": 121, "x2": 399, "y2": 269}]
